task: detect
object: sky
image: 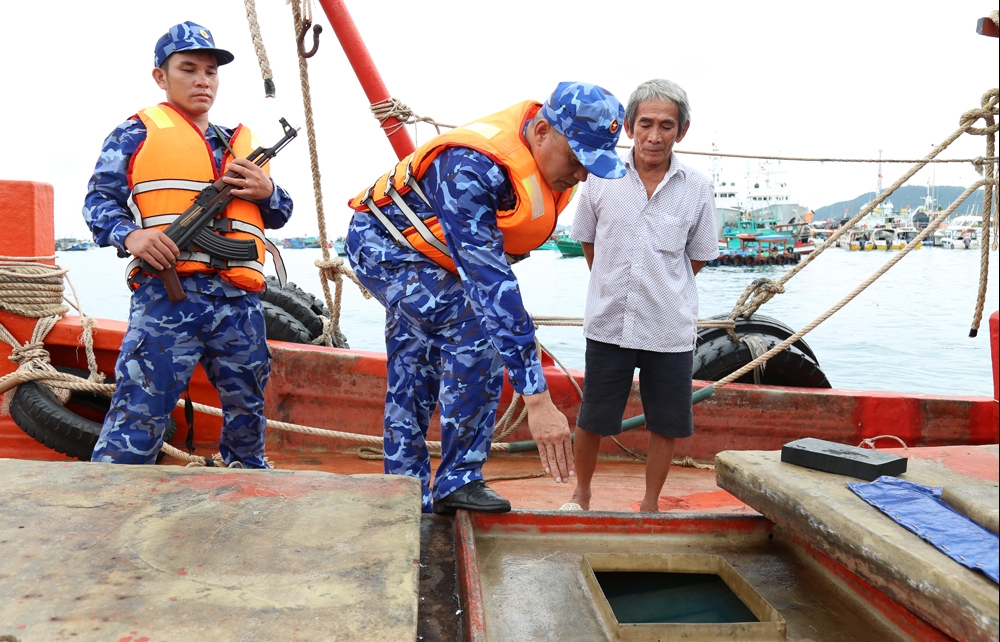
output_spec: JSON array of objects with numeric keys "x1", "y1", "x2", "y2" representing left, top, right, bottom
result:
[{"x1": 1, "y1": 1, "x2": 997, "y2": 238}]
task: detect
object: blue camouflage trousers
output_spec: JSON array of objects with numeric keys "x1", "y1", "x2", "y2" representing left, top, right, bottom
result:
[
  {"x1": 91, "y1": 279, "x2": 271, "y2": 467},
  {"x1": 350, "y1": 248, "x2": 503, "y2": 513}
]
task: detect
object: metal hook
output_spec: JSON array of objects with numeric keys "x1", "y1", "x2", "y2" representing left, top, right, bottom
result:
[{"x1": 297, "y1": 19, "x2": 322, "y2": 59}]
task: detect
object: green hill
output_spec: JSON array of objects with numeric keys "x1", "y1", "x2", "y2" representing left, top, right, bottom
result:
[{"x1": 814, "y1": 186, "x2": 985, "y2": 221}]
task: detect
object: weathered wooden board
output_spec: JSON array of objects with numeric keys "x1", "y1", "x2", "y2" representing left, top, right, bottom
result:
[
  {"x1": 0, "y1": 458, "x2": 421, "y2": 641},
  {"x1": 716, "y1": 446, "x2": 1000, "y2": 642}
]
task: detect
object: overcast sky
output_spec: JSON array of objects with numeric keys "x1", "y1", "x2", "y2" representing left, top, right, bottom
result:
[{"x1": 1, "y1": 0, "x2": 997, "y2": 237}]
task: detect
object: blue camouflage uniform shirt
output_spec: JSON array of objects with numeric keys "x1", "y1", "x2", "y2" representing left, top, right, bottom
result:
[
  {"x1": 357, "y1": 146, "x2": 548, "y2": 395},
  {"x1": 83, "y1": 116, "x2": 294, "y2": 296}
]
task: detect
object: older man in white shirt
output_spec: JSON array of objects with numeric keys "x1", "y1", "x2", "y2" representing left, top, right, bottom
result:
[{"x1": 565, "y1": 79, "x2": 719, "y2": 512}]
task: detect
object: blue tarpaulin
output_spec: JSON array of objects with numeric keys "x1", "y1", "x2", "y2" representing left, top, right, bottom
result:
[{"x1": 847, "y1": 476, "x2": 998, "y2": 583}]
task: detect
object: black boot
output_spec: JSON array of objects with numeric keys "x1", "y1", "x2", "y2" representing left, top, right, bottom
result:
[{"x1": 433, "y1": 480, "x2": 511, "y2": 514}]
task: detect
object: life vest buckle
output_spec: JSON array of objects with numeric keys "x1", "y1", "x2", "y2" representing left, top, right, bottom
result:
[{"x1": 210, "y1": 217, "x2": 236, "y2": 233}]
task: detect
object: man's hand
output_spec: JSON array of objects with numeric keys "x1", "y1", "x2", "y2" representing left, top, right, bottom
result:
[
  {"x1": 124, "y1": 228, "x2": 180, "y2": 270},
  {"x1": 224, "y1": 158, "x2": 274, "y2": 201},
  {"x1": 523, "y1": 390, "x2": 574, "y2": 483}
]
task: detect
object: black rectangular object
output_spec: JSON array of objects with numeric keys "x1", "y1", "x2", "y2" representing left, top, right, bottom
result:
[{"x1": 780, "y1": 437, "x2": 907, "y2": 481}]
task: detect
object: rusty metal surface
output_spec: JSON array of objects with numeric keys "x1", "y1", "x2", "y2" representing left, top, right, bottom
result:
[
  {"x1": 0, "y1": 458, "x2": 421, "y2": 641},
  {"x1": 716, "y1": 446, "x2": 1000, "y2": 642}
]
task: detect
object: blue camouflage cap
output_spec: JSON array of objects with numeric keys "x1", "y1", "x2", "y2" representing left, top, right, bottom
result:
[
  {"x1": 540, "y1": 82, "x2": 626, "y2": 180},
  {"x1": 154, "y1": 21, "x2": 234, "y2": 68}
]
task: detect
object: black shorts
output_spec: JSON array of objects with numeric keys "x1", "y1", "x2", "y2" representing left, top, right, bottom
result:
[{"x1": 576, "y1": 339, "x2": 694, "y2": 439}]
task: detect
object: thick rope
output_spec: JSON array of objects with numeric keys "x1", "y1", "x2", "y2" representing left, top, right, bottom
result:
[
  {"x1": 712, "y1": 179, "x2": 996, "y2": 389},
  {"x1": 0, "y1": 256, "x2": 100, "y2": 414},
  {"x1": 970, "y1": 89, "x2": 998, "y2": 336},
  {"x1": 290, "y1": 0, "x2": 369, "y2": 350},
  {"x1": 733, "y1": 89, "x2": 999, "y2": 322},
  {"x1": 532, "y1": 315, "x2": 735, "y2": 331},
  {"x1": 243, "y1": 0, "x2": 275, "y2": 97},
  {"x1": 369, "y1": 98, "x2": 456, "y2": 136}
]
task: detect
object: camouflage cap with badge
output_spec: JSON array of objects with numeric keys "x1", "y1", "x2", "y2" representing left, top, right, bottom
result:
[
  {"x1": 540, "y1": 82, "x2": 626, "y2": 180},
  {"x1": 154, "y1": 21, "x2": 235, "y2": 68}
]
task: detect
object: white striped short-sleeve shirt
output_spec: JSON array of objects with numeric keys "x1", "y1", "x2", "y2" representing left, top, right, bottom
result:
[{"x1": 571, "y1": 149, "x2": 719, "y2": 353}]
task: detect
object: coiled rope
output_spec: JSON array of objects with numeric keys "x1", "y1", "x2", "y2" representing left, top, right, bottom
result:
[{"x1": 0, "y1": 256, "x2": 103, "y2": 415}]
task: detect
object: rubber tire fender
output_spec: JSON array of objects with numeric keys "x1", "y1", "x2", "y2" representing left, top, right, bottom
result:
[
  {"x1": 696, "y1": 313, "x2": 820, "y2": 364},
  {"x1": 260, "y1": 276, "x2": 351, "y2": 349},
  {"x1": 693, "y1": 334, "x2": 831, "y2": 388},
  {"x1": 9, "y1": 367, "x2": 177, "y2": 461},
  {"x1": 261, "y1": 299, "x2": 314, "y2": 344},
  {"x1": 275, "y1": 277, "x2": 330, "y2": 319},
  {"x1": 261, "y1": 277, "x2": 325, "y2": 340}
]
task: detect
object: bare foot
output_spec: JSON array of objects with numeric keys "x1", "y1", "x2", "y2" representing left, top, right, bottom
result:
[
  {"x1": 638, "y1": 499, "x2": 660, "y2": 513},
  {"x1": 569, "y1": 487, "x2": 591, "y2": 510}
]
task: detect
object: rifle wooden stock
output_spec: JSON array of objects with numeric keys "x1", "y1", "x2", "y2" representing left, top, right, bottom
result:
[{"x1": 159, "y1": 265, "x2": 186, "y2": 302}]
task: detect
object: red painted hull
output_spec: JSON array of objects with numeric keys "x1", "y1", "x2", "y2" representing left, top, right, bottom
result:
[{"x1": 2, "y1": 314, "x2": 997, "y2": 464}]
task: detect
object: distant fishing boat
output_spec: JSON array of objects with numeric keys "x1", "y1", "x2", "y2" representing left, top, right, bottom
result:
[
  {"x1": 283, "y1": 235, "x2": 326, "y2": 249},
  {"x1": 712, "y1": 150, "x2": 811, "y2": 245},
  {"x1": 55, "y1": 238, "x2": 95, "y2": 252},
  {"x1": 708, "y1": 232, "x2": 802, "y2": 267},
  {"x1": 554, "y1": 232, "x2": 584, "y2": 257},
  {"x1": 536, "y1": 234, "x2": 559, "y2": 251}
]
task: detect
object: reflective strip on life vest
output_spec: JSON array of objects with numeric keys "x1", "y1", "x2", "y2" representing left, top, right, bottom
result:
[
  {"x1": 521, "y1": 174, "x2": 545, "y2": 221},
  {"x1": 364, "y1": 196, "x2": 417, "y2": 251},
  {"x1": 140, "y1": 214, "x2": 181, "y2": 228},
  {"x1": 132, "y1": 179, "x2": 211, "y2": 195},
  {"x1": 385, "y1": 186, "x2": 451, "y2": 258},
  {"x1": 405, "y1": 175, "x2": 431, "y2": 207}
]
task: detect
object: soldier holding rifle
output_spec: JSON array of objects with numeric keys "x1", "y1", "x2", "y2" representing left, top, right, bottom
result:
[{"x1": 82, "y1": 22, "x2": 294, "y2": 467}]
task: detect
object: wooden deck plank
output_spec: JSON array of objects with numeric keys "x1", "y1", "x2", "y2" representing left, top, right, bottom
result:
[{"x1": 0, "y1": 459, "x2": 421, "y2": 641}]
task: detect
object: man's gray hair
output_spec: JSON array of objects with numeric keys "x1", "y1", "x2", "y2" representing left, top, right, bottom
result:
[{"x1": 625, "y1": 79, "x2": 691, "y2": 133}]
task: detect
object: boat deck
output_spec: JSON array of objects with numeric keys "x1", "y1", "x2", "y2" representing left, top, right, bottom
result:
[
  {"x1": 160, "y1": 449, "x2": 756, "y2": 515},
  {"x1": 0, "y1": 459, "x2": 422, "y2": 641},
  {"x1": 717, "y1": 445, "x2": 1000, "y2": 642},
  {"x1": 467, "y1": 512, "x2": 918, "y2": 642}
]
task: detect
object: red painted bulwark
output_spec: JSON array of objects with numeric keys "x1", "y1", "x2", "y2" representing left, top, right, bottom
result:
[
  {"x1": 991, "y1": 310, "x2": 999, "y2": 409},
  {"x1": 1, "y1": 315, "x2": 997, "y2": 463},
  {"x1": 0, "y1": 181, "x2": 58, "y2": 380},
  {"x1": 0, "y1": 181, "x2": 55, "y2": 260}
]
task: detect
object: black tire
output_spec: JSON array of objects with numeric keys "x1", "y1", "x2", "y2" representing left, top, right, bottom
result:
[
  {"x1": 693, "y1": 334, "x2": 831, "y2": 388},
  {"x1": 262, "y1": 276, "x2": 351, "y2": 348},
  {"x1": 275, "y1": 277, "x2": 330, "y2": 318},
  {"x1": 261, "y1": 299, "x2": 314, "y2": 343},
  {"x1": 9, "y1": 367, "x2": 177, "y2": 461},
  {"x1": 261, "y1": 277, "x2": 325, "y2": 339},
  {"x1": 696, "y1": 313, "x2": 820, "y2": 364}
]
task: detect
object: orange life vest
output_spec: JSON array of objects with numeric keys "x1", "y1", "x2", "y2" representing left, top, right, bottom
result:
[
  {"x1": 127, "y1": 102, "x2": 273, "y2": 292},
  {"x1": 348, "y1": 101, "x2": 574, "y2": 273}
]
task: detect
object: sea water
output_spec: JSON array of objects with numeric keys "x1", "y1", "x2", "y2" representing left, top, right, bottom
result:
[{"x1": 55, "y1": 245, "x2": 999, "y2": 397}]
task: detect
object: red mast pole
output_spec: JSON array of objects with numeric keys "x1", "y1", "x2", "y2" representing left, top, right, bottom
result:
[{"x1": 316, "y1": 0, "x2": 416, "y2": 161}]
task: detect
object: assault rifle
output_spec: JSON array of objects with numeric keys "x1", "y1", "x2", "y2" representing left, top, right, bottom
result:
[{"x1": 142, "y1": 117, "x2": 299, "y2": 302}]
